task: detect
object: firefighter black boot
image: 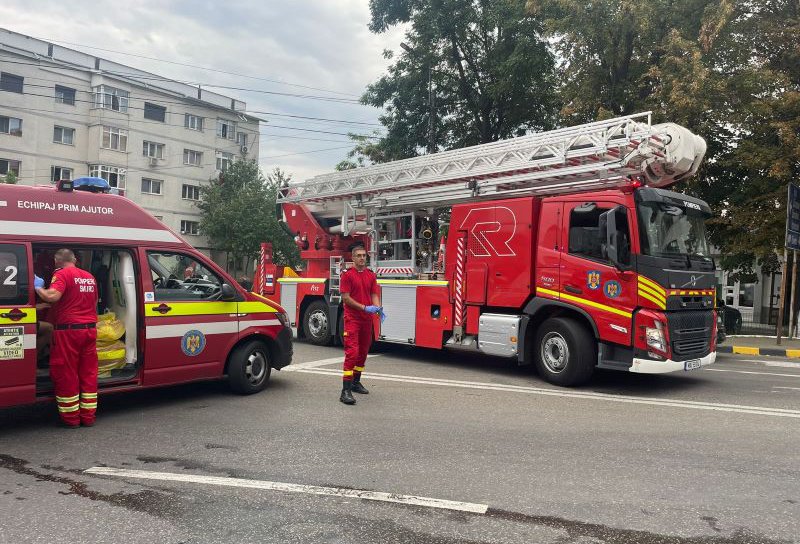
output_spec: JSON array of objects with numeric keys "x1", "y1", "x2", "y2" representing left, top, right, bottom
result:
[
  {"x1": 351, "y1": 378, "x2": 369, "y2": 394},
  {"x1": 340, "y1": 382, "x2": 356, "y2": 405}
]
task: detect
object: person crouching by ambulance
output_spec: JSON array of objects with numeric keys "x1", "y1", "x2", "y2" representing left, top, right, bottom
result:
[
  {"x1": 339, "y1": 243, "x2": 385, "y2": 405},
  {"x1": 34, "y1": 249, "x2": 99, "y2": 428}
]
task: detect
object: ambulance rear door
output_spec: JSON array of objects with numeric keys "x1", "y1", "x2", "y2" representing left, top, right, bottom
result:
[
  {"x1": 141, "y1": 249, "x2": 239, "y2": 387},
  {"x1": 0, "y1": 243, "x2": 36, "y2": 407}
]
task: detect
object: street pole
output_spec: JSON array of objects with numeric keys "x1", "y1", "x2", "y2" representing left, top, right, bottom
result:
[
  {"x1": 777, "y1": 248, "x2": 789, "y2": 345},
  {"x1": 427, "y1": 65, "x2": 436, "y2": 154},
  {"x1": 790, "y1": 250, "x2": 798, "y2": 338}
]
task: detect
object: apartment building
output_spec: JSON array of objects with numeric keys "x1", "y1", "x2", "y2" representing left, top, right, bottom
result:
[{"x1": 0, "y1": 28, "x2": 259, "y2": 255}]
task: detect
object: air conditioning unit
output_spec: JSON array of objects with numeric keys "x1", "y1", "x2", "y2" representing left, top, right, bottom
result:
[
  {"x1": 148, "y1": 157, "x2": 158, "y2": 166},
  {"x1": 240, "y1": 145, "x2": 248, "y2": 154}
]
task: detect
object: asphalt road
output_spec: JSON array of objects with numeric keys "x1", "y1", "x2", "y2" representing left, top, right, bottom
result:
[{"x1": 1, "y1": 343, "x2": 799, "y2": 544}]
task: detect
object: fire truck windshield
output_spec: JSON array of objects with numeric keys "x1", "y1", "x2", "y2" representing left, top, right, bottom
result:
[{"x1": 637, "y1": 202, "x2": 711, "y2": 260}]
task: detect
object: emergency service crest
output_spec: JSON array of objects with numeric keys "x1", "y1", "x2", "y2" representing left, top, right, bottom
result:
[
  {"x1": 587, "y1": 270, "x2": 601, "y2": 290},
  {"x1": 181, "y1": 330, "x2": 206, "y2": 356},
  {"x1": 604, "y1": 280, "x2": 621, "y2": 299}
]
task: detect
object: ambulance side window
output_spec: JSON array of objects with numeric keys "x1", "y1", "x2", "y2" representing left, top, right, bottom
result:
[
  {"x1": 0, "y1": 245, "x2": 29, "y2": 306},
  {"x1": 147, "y1": 251, "x2": 223, "y2": 301}
]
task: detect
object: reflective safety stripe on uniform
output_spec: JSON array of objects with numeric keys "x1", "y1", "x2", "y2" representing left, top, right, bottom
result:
[
  {"x1": 56, "y1": 394, "x2": 80, "y2": 414},
  {"x1": 51, "y1": 328, "x2": 98, "y2": 426}
]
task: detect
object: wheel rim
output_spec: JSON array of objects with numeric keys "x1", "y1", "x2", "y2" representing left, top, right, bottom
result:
[
  {"x1": 244, "y1": 349, "x2": 268, "y2": 385},
  {"x1": 308, "y1": 310, "x2": 328, "y2": 338},
  {"x1": 541, "y1": 332, "x2": 569, "y2": 374}
]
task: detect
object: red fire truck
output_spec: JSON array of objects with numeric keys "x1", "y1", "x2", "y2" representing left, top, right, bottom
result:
[
  {"x1": 0, "y1": 177, "x2": 292, "y2": 409},
  {"x1": 256, "y1": 113, "x2": 718, "y2": 386}
]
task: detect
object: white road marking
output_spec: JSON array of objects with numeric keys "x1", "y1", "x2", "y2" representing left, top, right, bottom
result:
[
  {"x1": 739, "y1": 359, "x2": 800, "y2": 368},
  {"x1": 705, "y1": 368, "x2": 800, "y2": 378},
  {"x1": 283, "y1": 355, "x2": 380, "y2": 372},
  {"x1": 294, "y1": 368, "x2": 800, "y2": 419},
  {"x1": 774, "y1": 386, "x2": 800, "y2": 391},
  {"x1": 84, "y1": 467, "x2": 488, "y2": 514}
]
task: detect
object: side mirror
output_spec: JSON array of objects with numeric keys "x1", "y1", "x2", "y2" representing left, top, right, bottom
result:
[
  {"x1": 600, "y1": 206, "x2": 633, "y2": 271},
  {"x1": 220, "y1": 283, "x2": 236, "y2": 301}
]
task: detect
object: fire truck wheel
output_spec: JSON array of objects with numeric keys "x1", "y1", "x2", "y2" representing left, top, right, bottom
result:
[
  {"x1": 303, "y1": 301, "x2": 333, "y2": 346},
  {"x1": 534, "y1": 317, "x2": 595, "y2": 386},
  {"x1": 228, "y1": 339, "x2": 272, "y2": 394}
]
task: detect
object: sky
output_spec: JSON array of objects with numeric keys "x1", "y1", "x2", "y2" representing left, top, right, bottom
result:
[{"x1": 0, "y1": 0, "x2": 406, "y2": 182}]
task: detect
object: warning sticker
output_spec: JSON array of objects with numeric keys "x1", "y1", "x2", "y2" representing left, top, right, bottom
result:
[{"x1": 0, "y1": 327, "x2": 24, "y2": 360}]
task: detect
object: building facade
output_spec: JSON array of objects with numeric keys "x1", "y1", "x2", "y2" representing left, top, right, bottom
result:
[{"x1": 0, "y1": 28, "x2": 259, "y2": 256}]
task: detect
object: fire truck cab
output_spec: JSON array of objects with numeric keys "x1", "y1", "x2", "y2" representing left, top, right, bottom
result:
[{"x1": 0, "y1": 177, "x2": 292, "y2": 409}]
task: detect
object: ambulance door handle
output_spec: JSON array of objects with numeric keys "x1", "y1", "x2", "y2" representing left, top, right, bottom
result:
[
  {"x1": 0, "y1": 309, "x2": 27, "y2": 320},
  {"x1": 153, "y1": 304, "x2": 172, "y2": 314}
]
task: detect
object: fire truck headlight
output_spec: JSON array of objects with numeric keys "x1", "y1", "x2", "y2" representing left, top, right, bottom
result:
[{"x1": 645, "y1": 324, "x2": 666, "y2": 352}]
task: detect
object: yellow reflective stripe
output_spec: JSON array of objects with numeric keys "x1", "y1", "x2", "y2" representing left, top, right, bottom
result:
[
  {"x1": 145, "y1": 301, "x2": 238, "y2": 317},
  {"x1": 637, "y1": 276, "x2": 664, "y2": 295},
  {"x1": 342, "y1": 370, "x2": 354, "y2": 377},
  {"x1": 377, "y1": 280, "x2": 449, "y2": 286},
  {"x1": 638, "y1": 284, "x2": 666, "y2": 306},
  {"x1": 58, "y1": 404, "x2": 80, "y2": 413},
  {"x1": 277, "y1": 278, "x2": 326, "y2": 284},
  {"x1": 0, "y1": 307, "x2": 37, "y2": 325},
  {"x1": 80, "y1": 393, "x2": 98, "y2": 399},
  {"x1": 56, "y1": 395, "x2": 80, "y2": 403},
  {"x1": 538, "y1": 287, "x2": 632, "y2": 318},
  {"x1": 638, "y1": 290, "x2": 667, "y2": 310},
  {"x1": 238, "y1": 301, "x2": 277, "y2": 314},
  {"x1": 80, "y1": 402, "x2": 97, "y2": 409},
  {"x1": 354, "y1": 366, "x2": 364, "y2": 372},
  {"x1": 537, "y1": 287, "x2": 561, "y2": 300}
]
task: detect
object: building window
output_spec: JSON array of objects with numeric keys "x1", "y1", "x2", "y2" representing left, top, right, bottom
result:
[
  {"x1": 0, "y1": 72, "x2": 24, "y2": 94},
  {"x1": 153, "y1": 215, "x2": 163, "y2": 221},
  {"x1": 236, "y1": 132, "x2": 247, "y2": 146},
  {"x1": 93, "y1": 85, "x2": 129, "y2": 113},
  {"x1": 217, "y1": 119, "x2": 235, "y2": 140},
  {"x1": 51, "y1": 166, "x2": 73, "y2": 182},
  {"x1": 55, "y1": 85, "x2": 76, "y2": 106},
  {"x1": 102, "y1": 126, "x2": 128, "y2": 151},
  {"x1": 89, "y1": 164, "x2": 126, "y2": 189},
  {"x1": 183, "y1": 149, "x2": 202, "y2": 166},
  {"x1": 144, "y1": 102, "x2": 166, "y2": 122},
  {"x1": 143, "y1": 141, "x2": 165, "y2": 159},
  {"x1": 182, "y1": 184, "x2": 201, "y2": 201},
  {"x1": 53, "y1": 125, "x2": 75, "y2": 145},
  {"x1": 141, "y1": 178, "x2": 163, "y2": 195},
  {"x1": 0, "y1": 116, "x2": 22, "y2": 136},
  {"x1": 180, "y1": 220, "x2": 200, "y2": 236},
  {"x1": 185, "y1": 114, "x2": 203, "y2": 131},
  {"x1": 216, "y1": 151, "x2": 234, "y2": 171},
  {"x1": 0, "y1": 159, "x2": 21, "y2": 177}
]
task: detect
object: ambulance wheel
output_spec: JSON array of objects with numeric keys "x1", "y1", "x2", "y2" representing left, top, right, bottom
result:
[
  {"x1": 303, "y1": 301, "x2": 332, "y2": 346},
  {"x1": 533, "y1": 317, "x2": 595, "y2": 387},
  {"x1": 228, "y1": 340, "x2": 272, "y2": 394}
]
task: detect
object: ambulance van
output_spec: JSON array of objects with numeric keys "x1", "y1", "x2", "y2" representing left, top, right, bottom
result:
[{"x1": 0, "y1": 178, "x2": 292, "y2": 409}]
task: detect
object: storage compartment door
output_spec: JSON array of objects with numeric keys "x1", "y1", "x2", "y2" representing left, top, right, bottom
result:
[{"x1": 379, "y1": 285, "x2": 417, "y2": 343}]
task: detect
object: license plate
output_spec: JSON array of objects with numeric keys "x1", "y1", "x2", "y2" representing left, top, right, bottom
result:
[{"x1": 684, "y1": 359, "x2": 701, "y2": 371}]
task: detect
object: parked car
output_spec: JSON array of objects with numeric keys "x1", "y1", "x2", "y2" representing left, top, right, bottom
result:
[
  {"x1": 717, "y1": 300, "x2": 743, "y2": 335},
  {"x1": 716, "y1": 310, "x2": 726, "y2": 344}
]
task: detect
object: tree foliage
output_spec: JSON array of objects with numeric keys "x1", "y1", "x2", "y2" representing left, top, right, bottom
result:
[
  {"x1": 361, "y1": 0, "x2": 558, "y2": 160},
  {"x1": 198, "y1": 161, "x2": 299, "y2": 273}
]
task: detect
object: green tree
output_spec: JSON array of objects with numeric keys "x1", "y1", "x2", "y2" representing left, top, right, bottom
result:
[
  {"x1": 3, "y1": 170, "x2": 17, "y2": 184},
  {"x1": 360, "y1": 0, "x2": 558, "y2": 161},
  {"x1": 197, "y1": 161, "x2": 299, "y2": 275}
]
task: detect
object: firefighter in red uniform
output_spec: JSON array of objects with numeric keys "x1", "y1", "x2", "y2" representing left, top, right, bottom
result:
[
  {"x1": 339, "y1": 244, "x2": 385, "y2": 405},
  {"x1": 34, "y1": 249, "x2": 99, "y2": 427}
]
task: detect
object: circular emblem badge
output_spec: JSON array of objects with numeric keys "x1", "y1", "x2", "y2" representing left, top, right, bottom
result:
[
  {"x1": 604, "y1": 280, "x2": 622, "y2": 299},
  {"x1": 181, "y1": 330, "x2": 206, "y2": 356}
]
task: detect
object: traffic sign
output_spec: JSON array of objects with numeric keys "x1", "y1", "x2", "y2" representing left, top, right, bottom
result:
[{"x1": 786, "y1": 183, "x2": 800, "y2": 250}]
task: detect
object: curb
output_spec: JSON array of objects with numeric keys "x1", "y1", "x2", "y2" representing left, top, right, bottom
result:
[{"x1": 717, "y1": 345, "x2": 800, "y2": 358}]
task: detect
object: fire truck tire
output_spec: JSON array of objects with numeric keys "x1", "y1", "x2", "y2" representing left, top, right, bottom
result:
[
  {"x1": 303, "y1": 301, "x2": 333, "y2": 346},
  {"x1": 228, "y1": 339, "x2": 272, "y2": 394},
  {"x1": 534, "y1": 317, "x2": 595, "y2": 386}
]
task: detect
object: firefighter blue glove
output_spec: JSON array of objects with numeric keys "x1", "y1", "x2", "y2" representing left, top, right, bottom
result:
[
  {"x1": 34, "y1": 275, "x2": 45, "y2": 289},
  {"x1": 378, "y1": 309, "x2": 387, "y2": 323},
  {"x1": 364, "y1": 305, "x2": 381, "y2": 314}
]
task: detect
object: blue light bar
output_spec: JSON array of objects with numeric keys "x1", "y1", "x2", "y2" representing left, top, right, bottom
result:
[{"x1": 71, "y1": 176, "x2": 111, "y2": 193}]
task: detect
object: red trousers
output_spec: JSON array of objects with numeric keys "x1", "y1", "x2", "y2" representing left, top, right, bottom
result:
[
  {"x1": 342, "y1": 316, "x2": 372, "y2": 383},
  {"x1": 50, "y1": 328, "x2": 98, "y2": 426}
]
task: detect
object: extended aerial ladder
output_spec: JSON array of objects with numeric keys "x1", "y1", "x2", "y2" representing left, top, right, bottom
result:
[{"x1": 277, "y1": 112, "x2": 707, "y2": 277}]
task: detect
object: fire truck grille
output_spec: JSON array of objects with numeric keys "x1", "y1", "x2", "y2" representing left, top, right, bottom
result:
[{"x1": 667, "y1": 310, "x2": 713, "y2": 361}]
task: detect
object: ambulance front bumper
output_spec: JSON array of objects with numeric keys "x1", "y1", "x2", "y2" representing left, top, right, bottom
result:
[{"x1": 630, "y1": 351, "x2": 716, "y2": 374}]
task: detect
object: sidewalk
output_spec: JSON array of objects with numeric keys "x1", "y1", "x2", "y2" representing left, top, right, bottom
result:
[{"x1": 718, "y1": 335, "x2": 800, "y2": 358}]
